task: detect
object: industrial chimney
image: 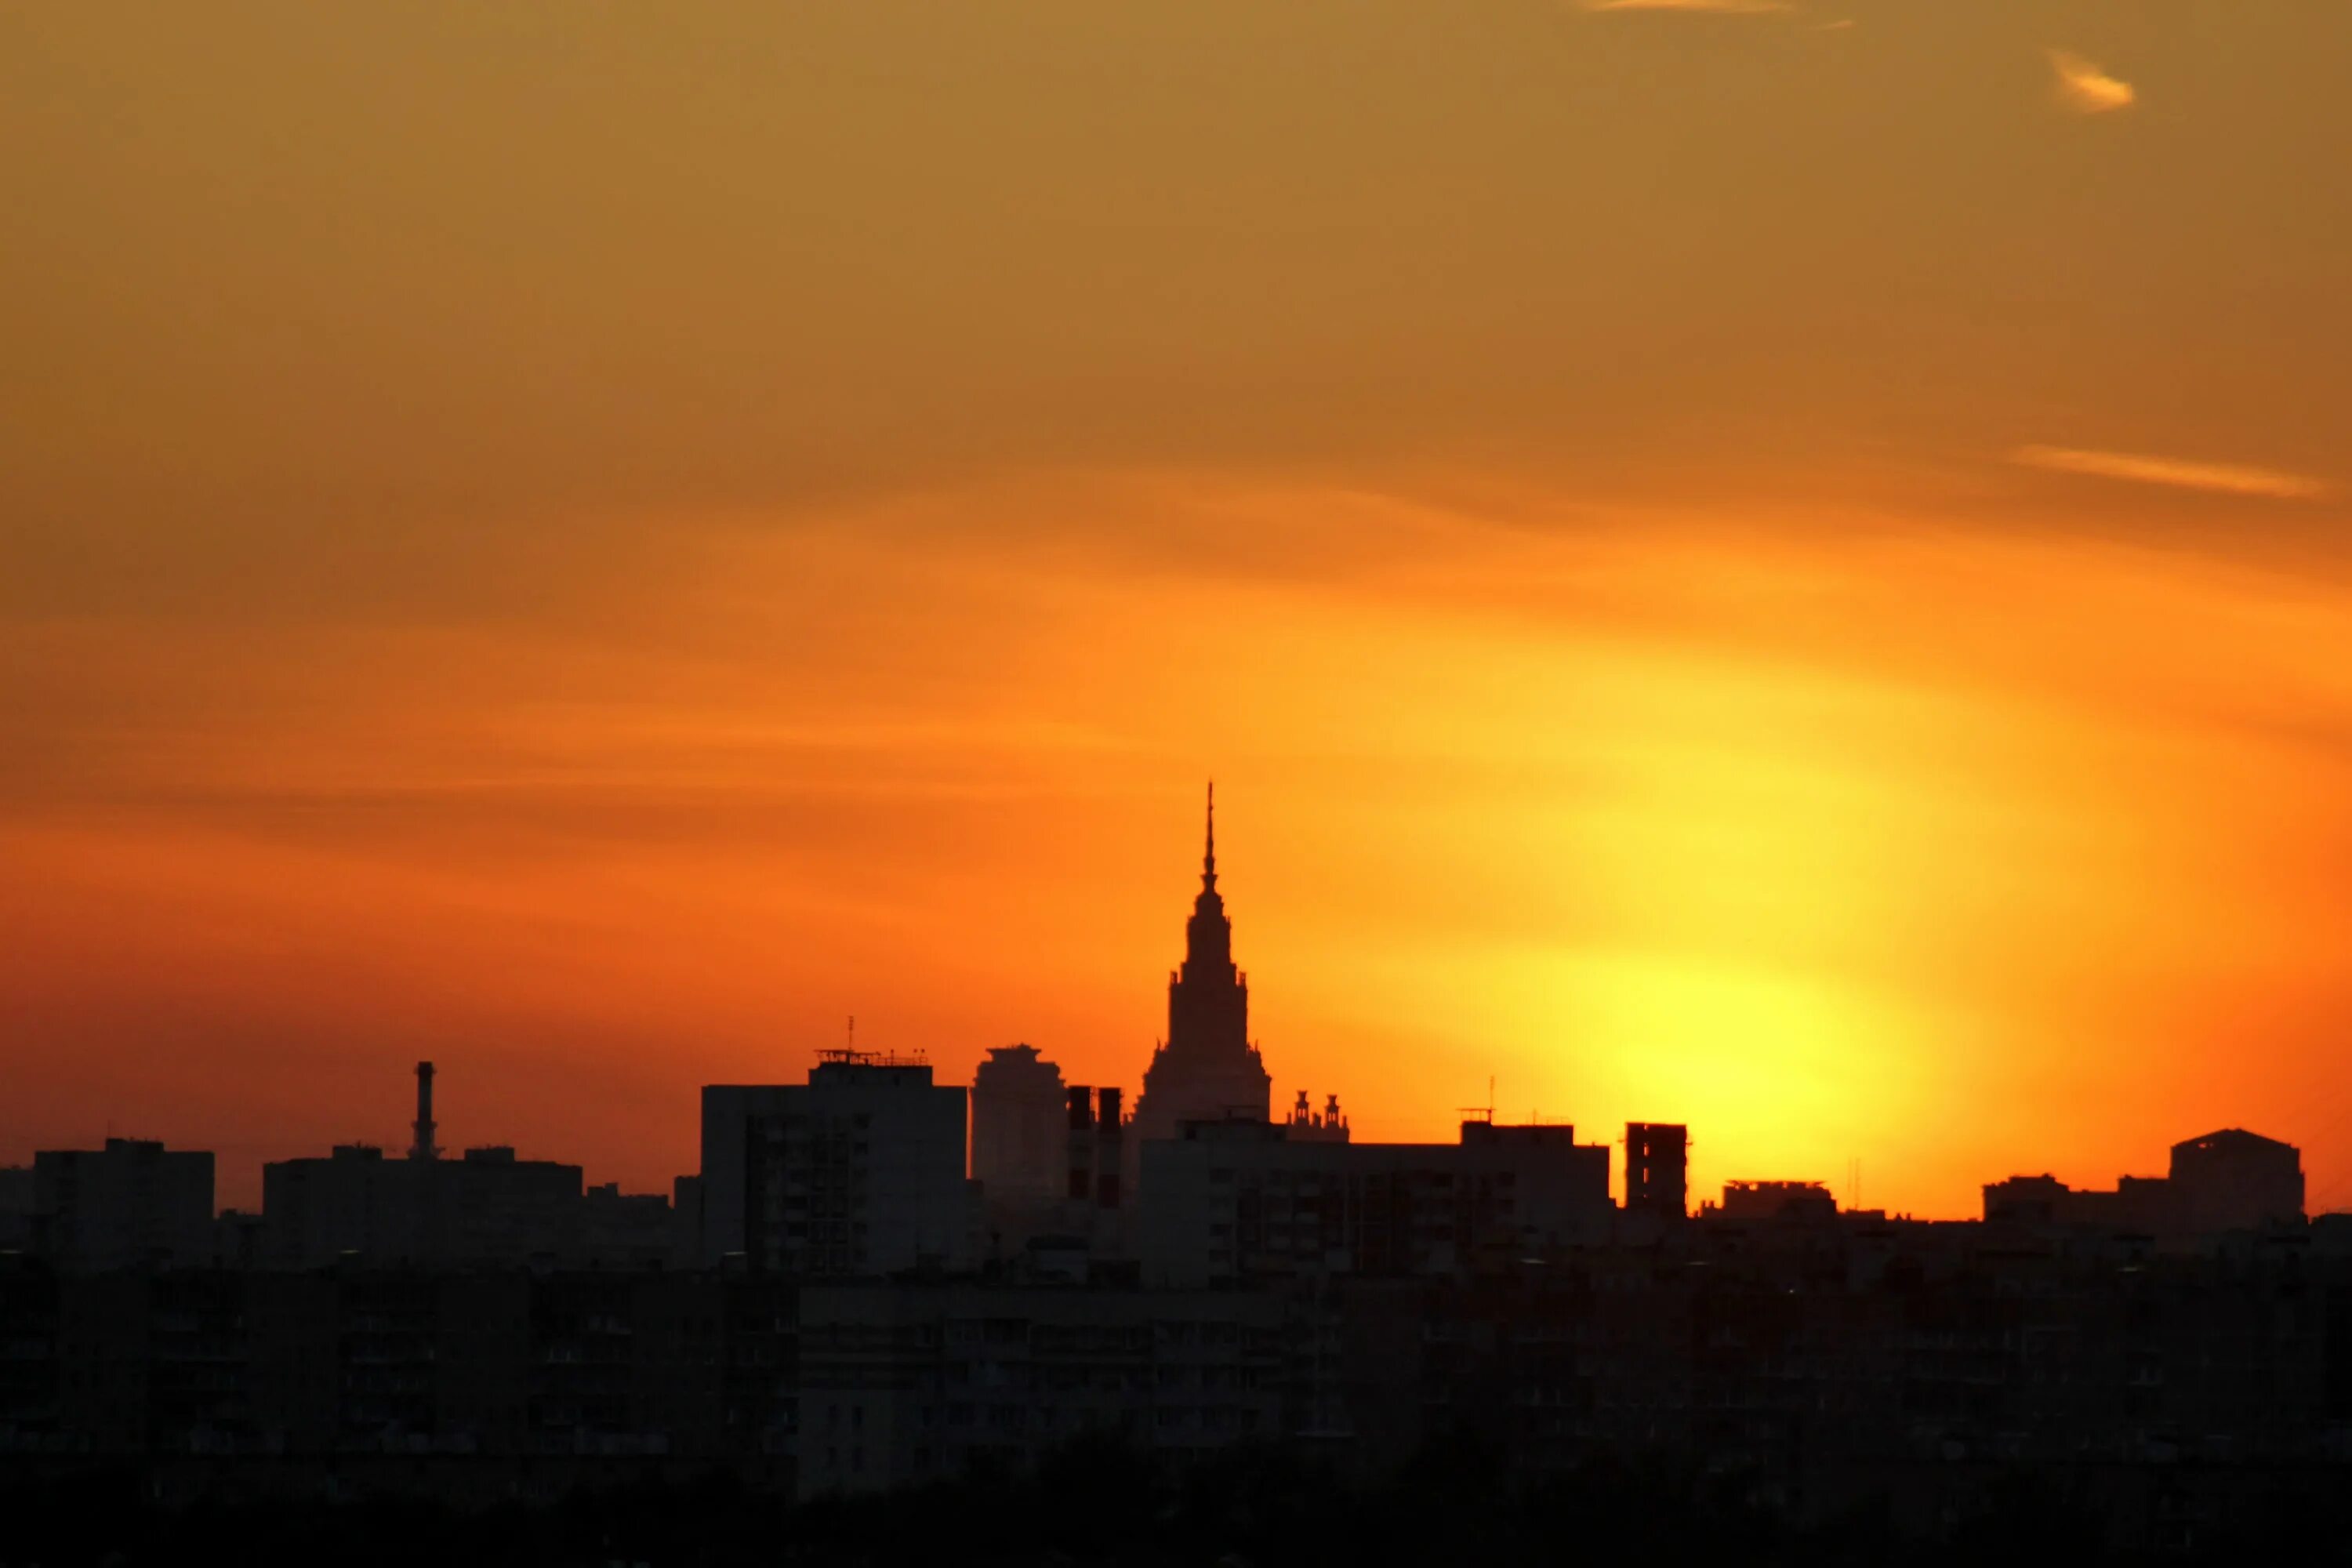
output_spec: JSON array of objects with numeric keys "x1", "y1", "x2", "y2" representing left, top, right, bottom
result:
[{"x1": 410, "y1": 1060, "x2": 439, "y2": 1162}]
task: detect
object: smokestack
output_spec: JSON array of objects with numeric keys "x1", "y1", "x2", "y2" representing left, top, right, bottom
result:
[{"x1": 411, "y1": 1060, "x2": 439, "y2": 1162}]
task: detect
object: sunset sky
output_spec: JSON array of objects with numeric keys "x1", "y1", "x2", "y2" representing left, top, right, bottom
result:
[{"x1": 6, "y1": 2, "x2": 2352, "y2": 1215}]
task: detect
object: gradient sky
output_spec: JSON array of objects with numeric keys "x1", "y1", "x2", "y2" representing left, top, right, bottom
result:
[{"x1": 6, "y1": 2, "x2": 2352, "y2": 1214}]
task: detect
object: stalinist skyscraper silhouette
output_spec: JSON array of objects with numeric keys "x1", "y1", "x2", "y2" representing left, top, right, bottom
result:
[{"x1": 1131, "y1": 783, "x2": 1272, "y2": 1145}]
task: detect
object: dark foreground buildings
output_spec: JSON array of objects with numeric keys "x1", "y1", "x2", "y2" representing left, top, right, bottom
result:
[
  {"x1": 3, "y1": 791, "x2": 2347, "y2": 1556},
  {"x1": 7, "y1": 1214, "x2": 2352, "y2": 1553}
]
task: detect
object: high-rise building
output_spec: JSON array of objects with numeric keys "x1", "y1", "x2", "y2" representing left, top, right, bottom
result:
[
  {"x1": 1131, "y1": 785, "x2": 1271, "y2": 1147},
  {"x1": 1624, "y1": 1123, "x2": 1689, "y2": 1220},
  {"x1": 706, "y1": 1052, "x2": 976, "y2": 1276},
  {"x1": 970, "y1": 1044, "x2": 1066, "y2": 1204},
  {"x1": 699, "y1": 1083, "x2": 795, "y2": 1264}
]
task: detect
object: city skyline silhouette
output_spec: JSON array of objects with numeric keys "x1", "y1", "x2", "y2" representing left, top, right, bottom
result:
[
  {"x1": 3, "y1": 786, "x2": 2329, "y2": 1229},
  {"x1": 12, "y1": 4, "x2": 2352, "y2": 1554},
  {"x1": 0, "y1": 793, "x2": 2327, "y2": 1561},
  {"x1": 13, "y1": 7, "x2": 2352, "y2": 1229}
]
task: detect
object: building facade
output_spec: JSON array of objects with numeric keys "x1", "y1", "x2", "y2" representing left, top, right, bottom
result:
[
  {"x1": 259, "y1": 1143, "x2": 602, "y2": 1269},
  {"x1": 714, "y1": 1053, "x2": 975, "y2": 1277},
  {"x1": 2171, "y1": 1127, "x2": 2303, "y2": 1234},
  {"x1": 1624, "y1": 1122, "x2": 1689, "y2": 1219},
  {"x1": 30, "y1": 1141, "x2": 214, "y2": 1272},
  {"x1": 1138, "y1": 1118, "x2": 1612, "y2": 1287}
]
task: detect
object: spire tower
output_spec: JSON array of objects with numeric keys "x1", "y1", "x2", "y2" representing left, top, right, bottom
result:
[{"x1": 1133, "y1": 782, "x2": 1271, "y2": 1145}]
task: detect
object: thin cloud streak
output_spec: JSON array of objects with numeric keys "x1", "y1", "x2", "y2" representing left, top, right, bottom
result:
[
  {"x1": 2049, "y1": 50, "x2": 2136, "y2": 114},
  {"x1": 2014, "y1": 445, "x2": 2328, "y2": 502},
  {"x1": 1583, "y1": 0, "x2": 1794, "y2": 13}
]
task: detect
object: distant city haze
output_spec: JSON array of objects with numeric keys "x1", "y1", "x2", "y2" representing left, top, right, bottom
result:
[{"x1": 7, "y1": 2, "x2": 2352, "y2": 1217}]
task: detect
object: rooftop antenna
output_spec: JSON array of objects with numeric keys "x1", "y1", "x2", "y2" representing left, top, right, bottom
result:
[
  {"x1": 1457, "y1": 1076, "x2": 1496, "y2": 1125},
  {"x1": 848, "y1": 1014, "x2": 856, "y2": 1052}
]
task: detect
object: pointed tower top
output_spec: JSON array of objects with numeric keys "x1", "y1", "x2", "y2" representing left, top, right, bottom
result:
[{"x1": 1203, "y1": 780, "x2": 1217, "y2": 892}]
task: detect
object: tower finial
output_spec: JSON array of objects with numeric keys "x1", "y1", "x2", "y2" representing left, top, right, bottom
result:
[{"x1": 1203, "y1": 780, "x2": 1217, "y2": 891}]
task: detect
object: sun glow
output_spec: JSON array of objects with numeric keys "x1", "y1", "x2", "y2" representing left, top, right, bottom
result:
[{"x1": 9, "y1": 474, "x2": 2352, "y2": 1213}]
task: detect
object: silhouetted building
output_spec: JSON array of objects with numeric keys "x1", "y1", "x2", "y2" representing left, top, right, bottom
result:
[
  {"x1": 1285, "y1": 1091, "x2": 1350, "y2": 1143},
  {"x1": 1139, "y1": 1117, "x2": 1611, "y2": 1287},
  {"x1": 31, "y1": 1140, "x2": 214, "y2": 1272},
  {"x1": 1981, "y1": 1172, "x2": 2071, "y2": 1226},
  {"x1": 972, "y1": 1076, "x2": 1130, "y2": 1267},
  {"x1": 1066, "y1": 1087, "x2": 1123, "y2": 1207},
  {"x1": 261, "y1": 1144, "x2": 406, "y2": 1264},
  {"x1": 1711, "y1": 1180, "x2": 1836, "y2": 1222},
  {"x1": 1983, "y1": 1171, "x2": 2180, "y2": 1236},
  {"x1": 2171, "y1": 1127, "x2": 2303, "y2": 1233},
  {"x1": 1131, "y1": 787, "x2": 1271, "y2": 1149},
  {"x1": 700, "y1": 1084, "x2": 793, "y2": 1264},
  {"x1": 970, "y1": 1044, "x2": 1065, "y2": 1205},
  {"x1": 709, "y1": 1052, "x2": 975, "y2": 1276},
  {"x1": 260, "y1": 1143, "x2": 590, "y2": 1268},
  {"x1": 1058, "y1": 1085, "x2": 1128, "y2": 1254},
  {"x1": 1978, "y1": 1130, "x2": 2303, "y2": 1244},
  {"x1": 578, "y1": 1182, "x2": 677, "y2": 1269},
  {"x1": 1624, "y1": 1123, "x2": 1688, "y2": 1219},
  {"x1": 256, "y1": 1067, "x2": 664, "y2": 1269}
]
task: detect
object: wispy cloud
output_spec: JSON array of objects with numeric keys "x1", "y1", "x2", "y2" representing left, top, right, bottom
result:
[
  {"x1": 1582, "y1": 0, "x2": 1795, "y2": 13},
  {"x1": 2013, "y1": 445, "x2": 2328, "y2": 501},
  {"x1": 2049, "y1": 50, "x2": 2136, "y2": 114}
]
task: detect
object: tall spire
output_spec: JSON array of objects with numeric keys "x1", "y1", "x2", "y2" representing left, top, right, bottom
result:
[
  {"x1": 1138, "y1": 776, "x2": 1268, "y2": 1142},
  {"x1": 1203, "y1": 780, "x2": 1217, "y2": 892}
]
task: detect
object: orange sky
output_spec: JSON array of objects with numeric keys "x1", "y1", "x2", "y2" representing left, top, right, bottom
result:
[{"x1": 6, "y1": 3, "x2": 2352, "y2": 1214}]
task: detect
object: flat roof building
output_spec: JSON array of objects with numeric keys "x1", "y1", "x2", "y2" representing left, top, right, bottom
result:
[
  {"x1": 1139, "y1": 1117, "x2": 1611, "y2": 1287},
  {"x1": 31, "y1": 1139, "x2": 214, "y2": 1272},
  {"x1": 704, "y1": 1051, "x2": 975, "y2": 1277}
]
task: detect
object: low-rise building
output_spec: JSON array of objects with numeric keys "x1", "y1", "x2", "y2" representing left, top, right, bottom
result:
[{"x1": 259, "y1": 1144, "x2": 592, "y2": 1269}]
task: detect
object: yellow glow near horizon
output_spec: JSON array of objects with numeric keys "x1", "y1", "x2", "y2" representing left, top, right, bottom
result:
[{"x1": 9, "y1": 4, "x2": 2352, "y2": 1216}]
